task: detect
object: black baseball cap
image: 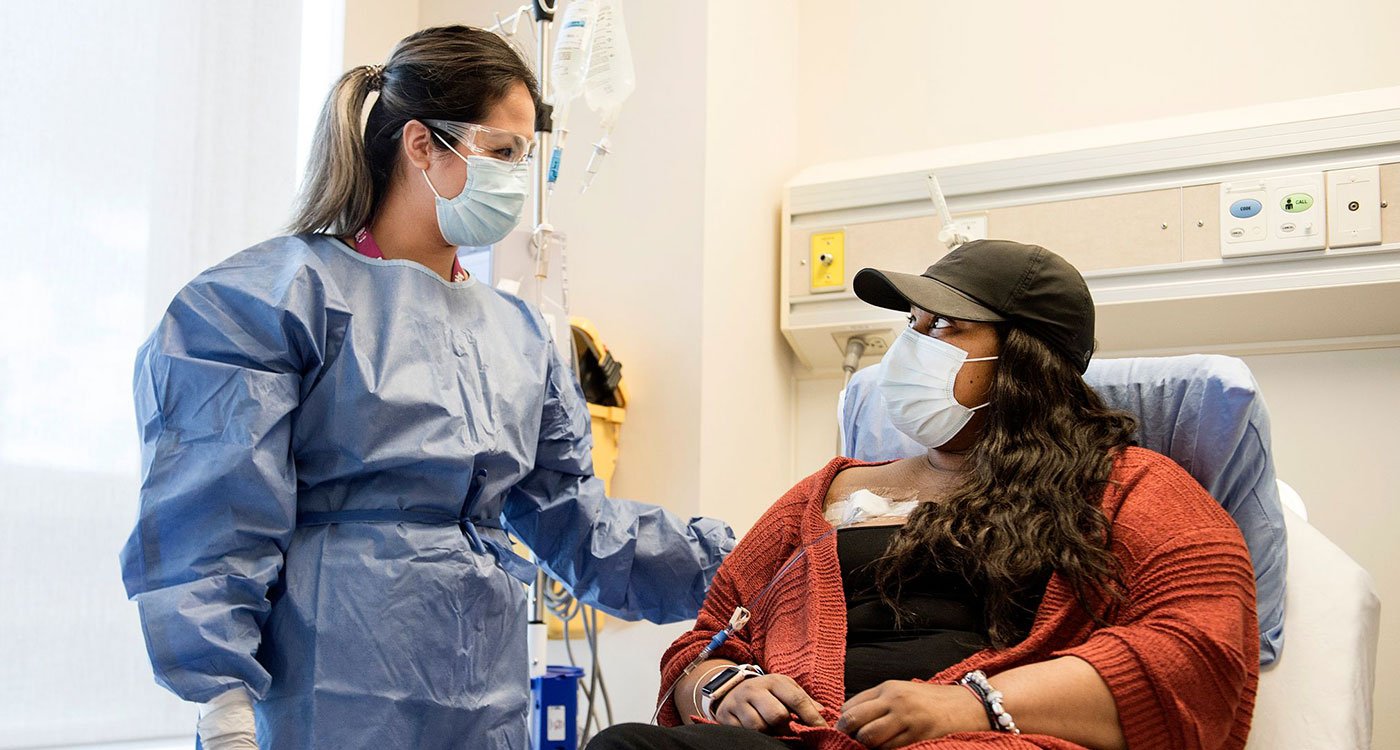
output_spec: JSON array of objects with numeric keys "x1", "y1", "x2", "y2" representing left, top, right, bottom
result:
[{"x1": 853, "y1": 239, "x2": 1096, "y2": 373}]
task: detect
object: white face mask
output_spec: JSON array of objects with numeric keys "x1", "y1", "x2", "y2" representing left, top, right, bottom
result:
[
  {"x1": 421, "y1": 134, "x2": 529, "y2": 247},
  {"x1": 877, "y1": 326, "x2": 998, "y2": 449}
]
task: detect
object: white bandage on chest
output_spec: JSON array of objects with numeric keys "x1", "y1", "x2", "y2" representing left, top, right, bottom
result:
[{"x1": 824, "y1": 489, "x2": 919, "y2": 527}]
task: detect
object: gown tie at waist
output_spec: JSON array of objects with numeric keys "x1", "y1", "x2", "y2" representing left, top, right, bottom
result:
[{"x1": 295, "y1": 507, "x2": 539, "y2": 583}]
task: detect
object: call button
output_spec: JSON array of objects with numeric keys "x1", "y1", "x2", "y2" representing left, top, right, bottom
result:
[
  {"x1": 1281, "y1": 193, "x2": 1314, "y2": 213},
  {"x1": 1229, "y1": 199, "x2": 1263, "y2": 219}
]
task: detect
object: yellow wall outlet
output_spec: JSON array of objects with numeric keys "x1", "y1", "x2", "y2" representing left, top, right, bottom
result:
[{"x1": 810, "y1": 230, "x2": 845, "y2": 292}]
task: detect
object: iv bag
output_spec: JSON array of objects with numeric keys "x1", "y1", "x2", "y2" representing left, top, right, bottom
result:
[
  {"x1": 550, "y1": 0, "x2": 597, "y2": 128},
  {"x1": 583, "y1": 0, "x2": 635, "y2": 131}
]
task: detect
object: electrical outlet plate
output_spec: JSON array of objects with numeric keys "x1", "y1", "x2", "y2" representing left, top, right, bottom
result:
[
  {"x1": 832, "y1": 327, "x2": 896, "y2": 358},
  {"x1": 1326, "y1": 166, "x2": 1381, "y2": 248}
]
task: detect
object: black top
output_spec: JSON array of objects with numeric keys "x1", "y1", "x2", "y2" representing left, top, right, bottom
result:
[{"x1": 838, "y1": 525, "x2": 1048, "y2": 698}]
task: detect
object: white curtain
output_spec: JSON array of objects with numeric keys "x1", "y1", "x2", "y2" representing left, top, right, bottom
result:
[{"x1": 0, "y1": 2, "x2": 319, "y2": 746}]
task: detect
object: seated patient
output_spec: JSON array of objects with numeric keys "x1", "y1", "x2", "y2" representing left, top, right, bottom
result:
[{"x1": 592, "y1": 240, "x2": 1257, "y2": 750}]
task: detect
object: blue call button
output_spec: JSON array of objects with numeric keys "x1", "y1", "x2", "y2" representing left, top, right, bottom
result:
[{"x1": 1229, "y1": 199, "x2": 1263, "y2": 219}]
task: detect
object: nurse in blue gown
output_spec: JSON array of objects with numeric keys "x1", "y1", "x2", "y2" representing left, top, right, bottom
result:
[{"x1": 120, "y1": 25, "x2": 734, "y2": 749}]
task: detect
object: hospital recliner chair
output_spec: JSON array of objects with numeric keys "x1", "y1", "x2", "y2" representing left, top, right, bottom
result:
[{"x1": 839, "y1": 354, "x2": 1380, "y2": 749}]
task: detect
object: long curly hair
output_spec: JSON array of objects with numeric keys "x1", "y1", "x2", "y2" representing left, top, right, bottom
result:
[{"x1": 875, "y1": 326, "x2": 1138, "y2": 647}]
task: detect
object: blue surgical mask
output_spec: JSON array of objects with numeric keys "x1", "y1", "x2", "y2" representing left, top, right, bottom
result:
[{"x1": 422, "y1": 135, "x2": 529, "y2": 247}]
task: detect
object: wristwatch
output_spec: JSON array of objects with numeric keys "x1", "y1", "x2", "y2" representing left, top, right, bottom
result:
[{"x1": 699, "y1": 664, "x2": 765, "y2": 720}]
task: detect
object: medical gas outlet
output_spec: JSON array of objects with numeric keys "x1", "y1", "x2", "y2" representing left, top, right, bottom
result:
[
  {"x1": 1220, "y1": 173, "x2": 1325, "y2": 257},
  {"x1": 810, "y1": 230, "x2": 845, "y2": 292}
]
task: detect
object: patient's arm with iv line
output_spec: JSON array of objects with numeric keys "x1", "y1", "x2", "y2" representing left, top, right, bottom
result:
[
  {"x1": 654, "y1": 464, "x2": 897, "y2": 726},
  {"x1": 672, "y1": 658, "x2": 737, "y2": 724},
  {"x1": 675, "y1": 661, "x2": 828, "y2": 732},
  {"x1": 653, "y1": 492, "x2": 802, "y2": 726}
]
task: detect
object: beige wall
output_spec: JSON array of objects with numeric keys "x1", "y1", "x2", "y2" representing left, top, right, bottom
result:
[
  {"x1": 797, "y1": 0, "x2": 1400, "y2": 167},
  {"x1": 697, "y1": 0, "x2": 801, "y2": 532},
  {"x1": 343, "y1": 0, "x2": 419, "y2": 67}
]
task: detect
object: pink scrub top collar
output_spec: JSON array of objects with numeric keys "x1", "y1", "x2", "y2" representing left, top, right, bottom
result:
[{"x1": 353, "y1": 227, "x2": 468, "y2": 282}]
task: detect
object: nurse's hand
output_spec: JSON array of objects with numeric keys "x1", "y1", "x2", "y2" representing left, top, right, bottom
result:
[
  {"x1": 197, "y1": 687, "x2": 258, "y2": 750},
  {"x1": 837, "y1": 680, "x2": 986, "y2": 749},
  {"x1": 713, "y1": 673, "x2": 827, "y2": 733}
]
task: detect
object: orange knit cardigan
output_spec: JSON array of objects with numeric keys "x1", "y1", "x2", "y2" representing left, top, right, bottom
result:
[{"x1": 657, "y1": 447, "x2": 1258, "y2": 749}]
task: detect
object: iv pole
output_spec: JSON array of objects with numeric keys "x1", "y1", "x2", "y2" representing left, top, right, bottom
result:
[
  {"x1": 525, "y1": 0, "x2": 557, "y2": 682},
  {"x1": 492, "y1": 9, "x2": 606, "y2": 736},
  {"x1": 531, "y1": 1, "x2": 557, "y2": 301}
]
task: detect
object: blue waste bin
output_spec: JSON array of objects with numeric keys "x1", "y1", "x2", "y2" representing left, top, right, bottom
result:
[{"x1": 531, "y1": 665, "x2": 585, "y2": 750}]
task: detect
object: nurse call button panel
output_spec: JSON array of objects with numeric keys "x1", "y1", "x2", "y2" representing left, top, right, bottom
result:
[
  {"x1": 1220, "y1": 182, "x2": 1268, "y2": 248},
  {"x1": 1220, "y1": 172, "x2": 1325, "y2": 257}
]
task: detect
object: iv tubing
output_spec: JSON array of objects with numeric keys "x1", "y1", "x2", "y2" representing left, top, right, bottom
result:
[{"x1": 649, "y1": 525, "x2": 846, "y2": 723}]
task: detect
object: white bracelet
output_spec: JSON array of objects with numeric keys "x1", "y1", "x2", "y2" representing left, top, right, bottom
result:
[{"x1": 690, "y1": 665, "x2": 733, "y2": 720}]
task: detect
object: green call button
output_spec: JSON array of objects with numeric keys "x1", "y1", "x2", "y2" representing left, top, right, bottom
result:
[{"x1": 1281, "y1": 193, "x2": 1314, "y2": 213}]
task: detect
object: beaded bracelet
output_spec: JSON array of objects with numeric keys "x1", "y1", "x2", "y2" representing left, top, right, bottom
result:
[
  {"x1": 957, "y1": 670, "x2": 1021, "y2": 735},
  {"x1": 956, "y1": 679, "x2": 1001, "y2": 731}
]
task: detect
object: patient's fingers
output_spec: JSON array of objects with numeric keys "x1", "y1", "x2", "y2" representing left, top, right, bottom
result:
[
  {"x1": 836, "y1": 696, "x2": 887, "y2": 738},
  {"x1": 722, "y1": 680, "x2": 789, "y2": 730},
  {"x1": 851, "y1": 715, "x2": 903, "y2": 749},
  {"x1": 749, "y1": 689, "x2": 796, "y2": 729},
  {"x1": 766, "y1": 676, "x2": 827, "y2": 727},
  {"x1": 716, "y1": 698, "x2": 768, "y2": 733},
  {"x1": 717, "y1": 675, "x2": 828, "y2": 733}
]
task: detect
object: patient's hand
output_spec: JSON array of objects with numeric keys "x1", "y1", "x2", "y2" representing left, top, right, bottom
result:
[
  {"x1": 713, "y1": 673, "x2": 828, "y2": 733},
  {"x1": 837, "y1": 680, "x2": 986, "y2": 749}
]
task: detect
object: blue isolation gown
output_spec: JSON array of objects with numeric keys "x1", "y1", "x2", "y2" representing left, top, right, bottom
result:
[{"x1": 120, "y1": 234, "x2": 734, "y2": 748}]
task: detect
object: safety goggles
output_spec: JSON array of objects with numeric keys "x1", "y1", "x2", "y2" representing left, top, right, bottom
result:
[{"x1": 420, "y1": 119, "x2": 535, "y2": 165}]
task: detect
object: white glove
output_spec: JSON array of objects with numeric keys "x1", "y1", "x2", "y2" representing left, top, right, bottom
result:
[{"x1": 197, "y1": 687, "x2": 258, "y2": 749}]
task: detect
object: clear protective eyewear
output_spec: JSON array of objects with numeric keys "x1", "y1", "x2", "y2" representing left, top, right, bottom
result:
[{"x1": 420, "y1": 118, "x2": 535, "y2": 165}]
